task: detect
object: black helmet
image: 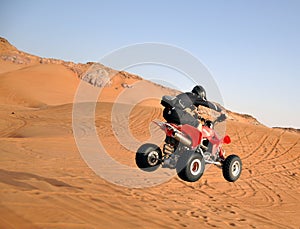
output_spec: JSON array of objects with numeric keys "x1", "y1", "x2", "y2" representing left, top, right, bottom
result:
[{"x1": 192, "y1": 85, "x2": 207, "y2": 100}]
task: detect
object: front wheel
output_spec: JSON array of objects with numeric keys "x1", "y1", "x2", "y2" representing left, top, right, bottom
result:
[
  {"x1": 222, "y1": 155, "x2": 242, "y2": 182},
  {"x1": 176, "y1": 151, "x2": 205, "y2": 182},
  {"x1": 135, "y1": 143, "x2": 162, "y2": 172}
]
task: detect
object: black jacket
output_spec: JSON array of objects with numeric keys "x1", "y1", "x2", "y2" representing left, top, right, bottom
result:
[
  {"x1": 162, "y1": 92, "x2": 222, "y2": 127},
  {"x1": 176, "y1": 92, "x2": 221, "y2": 112}
]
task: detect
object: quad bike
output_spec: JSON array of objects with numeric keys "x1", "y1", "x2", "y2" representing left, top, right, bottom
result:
[{"x1": 135, "y1": 113, "x2": 242, "y2": 183}]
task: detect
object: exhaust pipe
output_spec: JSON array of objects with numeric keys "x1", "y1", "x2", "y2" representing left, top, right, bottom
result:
[{"x1": 173, "y1": 132, "x2": 192, "y2": 146}]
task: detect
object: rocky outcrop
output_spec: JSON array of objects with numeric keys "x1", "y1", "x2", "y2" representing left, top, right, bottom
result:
[{"x1": 81, "y1": 63, "x2": 112, "y2": 87}]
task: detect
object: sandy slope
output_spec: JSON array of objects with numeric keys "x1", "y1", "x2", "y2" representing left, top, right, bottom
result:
[
  {"x1": 0, "y1": 40, "x2": 299, "y2": 228},
  {"x1": 0, "y1": 64, "x2": 80, "y2": 107},
  {"x1": 1, "y1": 101, "x2": 299, "y2": 229}
]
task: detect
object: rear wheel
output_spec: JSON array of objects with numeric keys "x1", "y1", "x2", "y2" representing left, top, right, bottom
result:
[
  {"x1": 135, "y1": 143, "x2": 162, "y2": 172},
  {"x1": 176, "y1": 151, "x2": 205, "y2": 182},
  {"x1": 222, "y1": 155, "x2": 242, "y2": 182}
]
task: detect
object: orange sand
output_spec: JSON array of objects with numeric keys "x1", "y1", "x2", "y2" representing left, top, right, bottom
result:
[{"x1": 0, "y1": 39, "x2": 299, "y2": 228}]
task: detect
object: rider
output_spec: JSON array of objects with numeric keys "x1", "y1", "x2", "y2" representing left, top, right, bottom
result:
[{"x1": 162, "y1": 85, "x2": 226, "y2": 129}]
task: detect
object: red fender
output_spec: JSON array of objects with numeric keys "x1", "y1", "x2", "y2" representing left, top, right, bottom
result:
[{"x1": 181, "y1": 124, "x2": 202, "y2": 148}]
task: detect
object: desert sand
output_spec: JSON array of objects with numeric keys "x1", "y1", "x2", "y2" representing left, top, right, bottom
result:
[{"x1": 0, "y1": 38, "x2": 299, "y2": 228}]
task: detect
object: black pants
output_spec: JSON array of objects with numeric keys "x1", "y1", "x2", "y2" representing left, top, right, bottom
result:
[{"x1": 163, "y1": 107, "x2": 199, "y2": 127}]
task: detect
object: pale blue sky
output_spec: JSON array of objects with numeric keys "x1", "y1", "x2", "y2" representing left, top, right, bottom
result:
[{"x1": 1, "y1": 0, "x2": 299, "y2": 128}]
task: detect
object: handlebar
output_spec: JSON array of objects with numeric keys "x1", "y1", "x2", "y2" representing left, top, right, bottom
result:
[{"x1": 200, "y1": 113, "x2": 227, "y2": 128}]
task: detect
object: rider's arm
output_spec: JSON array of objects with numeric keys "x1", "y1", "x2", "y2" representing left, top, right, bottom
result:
[{"x1": 194, "y1": 98, "x2": 222, "y2": 112}]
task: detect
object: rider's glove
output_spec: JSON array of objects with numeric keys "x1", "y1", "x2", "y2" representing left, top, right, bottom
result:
[{"x1": 217, "y1": 113, "x2": 227, "y2": 122}]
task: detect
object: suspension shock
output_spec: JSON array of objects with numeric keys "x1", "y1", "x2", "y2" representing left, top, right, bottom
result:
[{"x1": 163, "y1": 143, "x2": 174, "y2": 155}]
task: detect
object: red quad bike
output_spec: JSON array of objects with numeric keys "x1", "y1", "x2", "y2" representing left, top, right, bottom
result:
[{"x1": 135, "y1": 116, "x2": 242, "y2": 183}]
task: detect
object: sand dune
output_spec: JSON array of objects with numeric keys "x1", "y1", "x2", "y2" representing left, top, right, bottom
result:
[
  {"x1": 0, "y1": 38, "x2": 299, "y2": 228},
  {"x1": 0, "y1": 64, "x2": 81, "y2": 107}
]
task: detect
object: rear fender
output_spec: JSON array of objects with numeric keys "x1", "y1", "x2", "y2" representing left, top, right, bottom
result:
[
  {"x1": 181, "y1": 124, "x2": 202, "y2": 148},
  {"x1": 152, "y1": 120, "x2": 179, "y2": 137}
]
